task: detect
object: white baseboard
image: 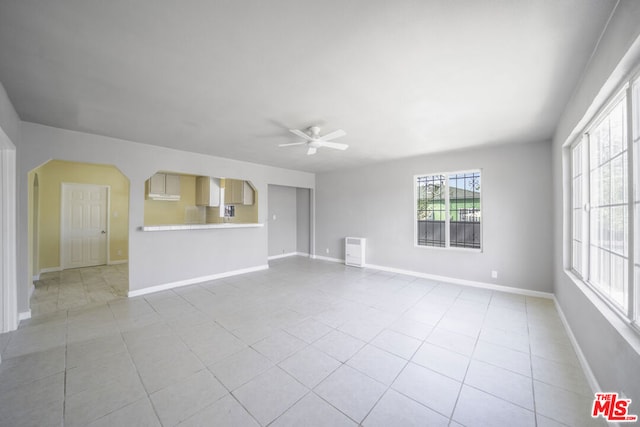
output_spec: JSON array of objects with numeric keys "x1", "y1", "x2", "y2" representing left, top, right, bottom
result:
[
  {"x1": 311, "y1": 255, "x2": 344, "y2": 264},
  {"x1": 268, "y1": 252, "x2": 299, "y2": 260},
  {"x1": 268, "y1": 252, "x2": 311, "y2": 260},
  {"x1": 553, "y1": 297, "x2": 601, "y2": 394},
  {"x1": 364, "y1": 263, "x2": 554, "y2": 299},
  {"x1": 39, "y1": 266, "x2": 62, "y2": 274},
  {"x1": 18, "y1": 310, "x2": 31, "y2": 322},
  {"x1": 128, "y1": 264, "x2": 270, "y2": 298},
  {"x1": 553, "y1": 296, "x2": 602, "y2": 393},
  {"x1": 108, "y1": 259, "x2": 128, "y2": 265}
]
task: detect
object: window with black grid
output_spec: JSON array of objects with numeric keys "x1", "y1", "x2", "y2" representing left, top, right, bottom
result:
[{"x1": 416, "y1": 171, "x2": 481, "y2": 249}]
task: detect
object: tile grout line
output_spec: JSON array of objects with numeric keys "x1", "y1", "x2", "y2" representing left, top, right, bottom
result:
[
  {"x1": 202, "y1": 362, "x2": 264, "y2": 427},
  {"x1": 525, "y1": 297, "x2": 540, "y2": 427},
  {"x1": 445, "y1": 288, "x2": 491, "y2": 426},
  {"x1": 62, "y1": 309, "x2": 69, "y2": 426},
  {"x1": 106, "y1": 301, "x2": 164, "y2": 426}
]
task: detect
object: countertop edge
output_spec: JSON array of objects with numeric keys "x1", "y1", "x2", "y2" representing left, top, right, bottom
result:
[{"x1": 139, "y1": 223, "x2": 264, "y2": 231}]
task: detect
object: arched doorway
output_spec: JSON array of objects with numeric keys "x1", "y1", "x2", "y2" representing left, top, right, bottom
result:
[{"x1": 28, "y1": 160, "x2": 130, "y2": 315}]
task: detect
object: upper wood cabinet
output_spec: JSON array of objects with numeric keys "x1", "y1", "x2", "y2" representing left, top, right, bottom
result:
[
  {"x1": 243, "y1": 181, "x2": 255, "y2": 205},
  {"x1": 224, "y1": 179, "x2": 242, "y2": 205},
  {"x1": 147, "y1": 173, "x2": 181, "y2": 200},
  {"x1": 224, "y1": 179, "x2": 255, "y2": 205},
  {"x1": 196, "y1": 176, "x2": 221, "y2": 207}
]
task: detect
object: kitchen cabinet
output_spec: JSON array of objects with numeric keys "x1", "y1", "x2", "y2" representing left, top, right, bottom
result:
[
  {"x1": 147, "y1": 173, "x2": 181, "y2": 200},
  {"x1": 243, "y1": 181, "x2": 255, "y2": 205},
  {"x1": 196, "y1": 176, "x2": 221, "y2": 207},
  {"x1": 224, "y1": 179, "x2": 255, "y2": 205}
]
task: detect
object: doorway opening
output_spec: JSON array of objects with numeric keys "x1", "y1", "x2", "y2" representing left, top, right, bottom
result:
[
  {"x1": 28, "y1": 160, "x2": 130, "y2": 315},
  {"x1": 267, "y1": 185, "x2": 312, "y2": 260}
]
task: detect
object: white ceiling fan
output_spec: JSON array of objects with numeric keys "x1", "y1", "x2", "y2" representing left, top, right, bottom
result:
[{"x1": 279, "y1": 126, "x2": 348, "y2": 155}]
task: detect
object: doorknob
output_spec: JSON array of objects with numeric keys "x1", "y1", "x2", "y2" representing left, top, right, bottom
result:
[{"x1": 101, "y1": 230, "x2": 106, "y2": 234}]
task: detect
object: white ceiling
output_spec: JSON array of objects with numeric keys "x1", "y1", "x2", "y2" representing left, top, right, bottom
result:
[{"x1": 0, "y1": 0, "x2": 617, "y2": 172}]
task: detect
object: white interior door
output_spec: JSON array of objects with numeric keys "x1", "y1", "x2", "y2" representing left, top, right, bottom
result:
[{"x1": 62, "y1": 184, "x2": 108, "y2": 269}]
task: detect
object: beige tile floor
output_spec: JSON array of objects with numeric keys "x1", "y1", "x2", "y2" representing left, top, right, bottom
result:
[
  {"x1": 0, "y1": 257, "x2": 603, "y2": 426},
  {"x1": 30, "y1": 264, "x2": 129, "y2": 316}
]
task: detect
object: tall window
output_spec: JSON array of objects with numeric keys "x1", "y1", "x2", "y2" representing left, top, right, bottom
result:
[
  {"x1": 571, "y1": 79, "x2": 639, "y2": 323},
  {"x1": 572, "y1": 140, "x2": 585, "y2": 276},
  {"x1": 416, "y1": 171, "x2": 481, "y2": 249},
  {"x1": 634, "y1": 78, "x2": 640, "y2": 322}
]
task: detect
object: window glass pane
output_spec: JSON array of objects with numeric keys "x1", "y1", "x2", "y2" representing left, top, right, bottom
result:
[
  {"x1": 590, "y1": 128, "x2": 600, "y2": 168},
  {"x1": 598, "y1": 118, "x2": 611, "y2": 165},
  {"x1": 611, "y1": 154, "x2": 626, "y2": 204},
  {"x1": 573, "y1": 175, "x2": 582, "y2": 208},
  {"x1": 591, "y1": 167, "x2": 600, "y2": 207},
  {"x1": 573, "y1": 209, "x2": 582, "y2": 241},
  {"x1": 611, "y1": 206, "x2": 627, "y2": 257},
  {"x1": 600, "y1": 163, "x2": 611, "y2": 206},
  {"x1": 610, "y1": 101, "x2": 625, "y2": 156},
  {"x1": 573, "y1": 241, "x2": 582, "y2": 274},
  {"x1": 416, "y1": 174, "x2": 446, "y2": 247},
  {"x1": 610, "y1": 255, "x2": 626, "y2": 307},
  {"x1": 449, "y1": 172, "x2": 481, "y2": 249},
  {"x1": 588, "y1": 96, "x2": 628, "y2": 312},
  {"x1": 572, "y1": 143, "x2": 582, "y2": 178}
]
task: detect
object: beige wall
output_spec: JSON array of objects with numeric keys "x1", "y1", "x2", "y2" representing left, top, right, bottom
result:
[
  {"x1": 31, "y1": 160, "x2": 130, "y2": 270},
  {"x1": 146, "y1": 175, "x2": 259, "y2": 225},
  {"x1": 143, "y1": 174, "x2": 197, "y2": 225}
]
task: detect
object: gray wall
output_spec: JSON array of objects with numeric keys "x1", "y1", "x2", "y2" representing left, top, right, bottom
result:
[
  {"x1": 16, "y1": 122, "x2": 315, "y2": 313},
  {"x1": 0, "y1": 83, "x2": 19, "y2": 146},
  {"x1": 1, "y1": 81, "x2": 19, "y2": 333},
  {"x1": 296, "y1": 188, "x2": 310, "y2": 254},
  {"x1": 268, "y1": 185, "x2": 298, "y2": 257},
  {"x1": 552, "y1": 1, "x2": 640, "y2": 403},
  {"x1": 316, "y1": 140, "x2": 553, "y2": 292}
]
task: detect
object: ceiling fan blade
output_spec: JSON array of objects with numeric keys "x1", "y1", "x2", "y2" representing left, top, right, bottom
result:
[
  {"x1": 319, "y1": 129, "x2": 346, "y2": 141},
  {"x1": 289, "y1": 129, "x2": 313, "y2": 141},
  {"x1": 307, "y1": 147, "x2": 317, "y2": 155},
  {"x1": 278, "y1": 142, "x2": 306, "y2": 147},
  {"x1": 319, "y1": 141, "x2": 349, "y2": 150}
]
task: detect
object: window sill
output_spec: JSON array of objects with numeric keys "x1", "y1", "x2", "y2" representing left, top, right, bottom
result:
[
  {"x1": 414, "y1": 244, "x2": 482, "y2": 253},
  {"x1": 563, "y1": 269, "x2": 640, "y2": 354}
]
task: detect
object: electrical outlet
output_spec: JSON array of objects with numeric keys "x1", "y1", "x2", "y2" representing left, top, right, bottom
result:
[
  {"x1": 325, "y1": 248, "x2": 330, "y2": 254},
  {"x1": 491, "y1": 270, "x2": 498, "y2": 279},
  {"x1": 117, "y1": 249, "x2": 122, "y2": 256}
]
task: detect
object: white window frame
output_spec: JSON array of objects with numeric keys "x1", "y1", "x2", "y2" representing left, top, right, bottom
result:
[
  {"x1": 414, "y1": 169, "x2": 482, "y2": 251},
  {"x1": 569, "y1": 71, "x2": 640, "y2": 332}
]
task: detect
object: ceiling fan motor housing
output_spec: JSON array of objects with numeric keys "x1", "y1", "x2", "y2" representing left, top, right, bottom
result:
[{"x1": 308, "y1": 126, "x2": 321, "y2": 138}]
